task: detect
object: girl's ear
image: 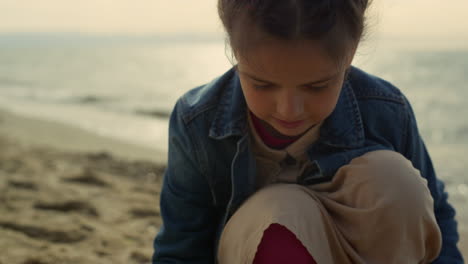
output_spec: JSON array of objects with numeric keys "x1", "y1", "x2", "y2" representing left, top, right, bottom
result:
[
  {"x1": 344, "y1": 66, "x2": 352, "y2": 81},
  {"x1": 346, "y1": 46, "x2": 358, "y2": 67},
  {"x1": 340, "y1": 47, "x2": 357, "y2": 80}
]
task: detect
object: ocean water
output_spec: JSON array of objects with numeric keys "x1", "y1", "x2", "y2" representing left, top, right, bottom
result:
[{"x1": 0, "y1": 34, "x2": 467, "y2": 228}]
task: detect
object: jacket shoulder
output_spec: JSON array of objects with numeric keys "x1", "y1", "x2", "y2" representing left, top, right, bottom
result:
[
  {"x1": 176, "y1": 68, "x2": 237, "y2": 124},
  {"x1": 347, "y1": 67, "x2": 415, "y2": 151},
  {"x1": 348, "y1": 66, "x2": 406, "y2": 105}
]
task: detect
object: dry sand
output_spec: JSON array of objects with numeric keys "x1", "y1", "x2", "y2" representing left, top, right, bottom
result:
[
  {"x1": 0, "y1": 109, "x2": 165, "y2": 264},
  {"x1": 0, "y1": 108, "x2": 466, "y2": 263}
]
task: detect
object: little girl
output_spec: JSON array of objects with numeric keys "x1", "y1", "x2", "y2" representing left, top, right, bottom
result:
[{"x1": 152, "y1": 0, "x2": 463, "y2": 263}]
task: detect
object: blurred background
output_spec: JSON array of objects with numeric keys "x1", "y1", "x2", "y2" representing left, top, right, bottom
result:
[{"x1": 0, "y1": 0, "x2": 466, "y2": 263}]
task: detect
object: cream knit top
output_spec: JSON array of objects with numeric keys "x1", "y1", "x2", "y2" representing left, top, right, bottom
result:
[{"x1": 247, "y1": 113, "x2": 322, "y2": 189}]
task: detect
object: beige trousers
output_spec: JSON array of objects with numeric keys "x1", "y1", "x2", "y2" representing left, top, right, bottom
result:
[{"x1": 217, "y1": 150, "x2": 442, "y2": 264}]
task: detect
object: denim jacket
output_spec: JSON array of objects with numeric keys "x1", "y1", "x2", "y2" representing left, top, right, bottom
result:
[{"x1": 152, "y1": 66, "x2": 463, "y2": 263}]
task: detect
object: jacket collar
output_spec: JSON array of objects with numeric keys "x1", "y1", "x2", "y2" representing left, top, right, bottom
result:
[
  {"x1": 319, "y1": 79, "x2": 365, "y2": 149},
  {"x1": 208, "y1": 70, "x2": 248, "y2": 139},
  {"x1": 208, "y1": 68, "x2": 365, "y2": 149}
]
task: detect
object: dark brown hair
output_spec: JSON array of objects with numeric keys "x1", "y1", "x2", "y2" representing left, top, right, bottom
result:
[{"x1": 218, "y1": 0, "x2": 370, "y2": 67}]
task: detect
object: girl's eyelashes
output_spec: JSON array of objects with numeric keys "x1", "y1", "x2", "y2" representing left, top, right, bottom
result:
[
  {"x1": 252, "y1": 83, "x2": 328, "y2": 92},
  {"x1": 305, "y1": 85, "x2": 328, "y2": 92},
  {"x1": 252, "y1": 81, "x2": 279, "y2": 90},
  {"x1": 253, "y1": 83, "x2": 274, "y2": 90}
]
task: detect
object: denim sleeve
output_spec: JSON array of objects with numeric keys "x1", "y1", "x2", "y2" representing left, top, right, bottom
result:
[
  {"x1": 402, "y1": 97, "x2": 464, "y2": 264},
  {"x1": 152, "y1": 100, "x2": 216, "y2": 263}
]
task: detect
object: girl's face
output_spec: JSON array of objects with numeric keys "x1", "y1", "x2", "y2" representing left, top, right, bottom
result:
[{"x1": 236, "y1": 39, "x2": 353, "y2": 137}]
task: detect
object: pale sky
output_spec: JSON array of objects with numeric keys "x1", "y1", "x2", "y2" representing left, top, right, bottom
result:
[{"x1": 0, "y1": 0, "x2": 467, "y2": 40}]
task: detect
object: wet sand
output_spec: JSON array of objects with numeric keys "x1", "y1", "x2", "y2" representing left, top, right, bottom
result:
[{"x1": 0, "y1": 108, "x2": 466, "y2": 263}]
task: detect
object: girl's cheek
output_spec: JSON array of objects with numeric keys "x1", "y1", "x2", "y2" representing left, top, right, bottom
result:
[
  {"x1": 242, "y1": 86, "x2": 259, "y2": 101},
  {"x1": 305, "y1": 91, "x2": 339, "y2": 116},
  {"x1": 249, "y1": 93, "x2": 271, "y2": 111}
]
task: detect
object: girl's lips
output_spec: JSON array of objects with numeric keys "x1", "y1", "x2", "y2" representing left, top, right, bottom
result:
[{"x1": 274, "y1": 118, "x2": 305, "y2": 129}]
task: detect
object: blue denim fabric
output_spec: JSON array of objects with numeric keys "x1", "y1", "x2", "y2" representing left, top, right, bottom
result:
[{"x1": 152, "y1": 66, "x2": 463, "y2": 263}]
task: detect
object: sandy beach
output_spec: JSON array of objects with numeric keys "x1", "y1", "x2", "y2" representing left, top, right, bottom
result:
[
  {"x1": 0, "y1": 108, "x2": 466, "y2": 263},
  {"x1": 0, "y1": 109, "x2": 165, "y2": 264}
]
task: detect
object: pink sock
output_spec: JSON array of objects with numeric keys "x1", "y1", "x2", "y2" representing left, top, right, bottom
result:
[{"x1": 253, "y1": 223, "x2": 318, "y2": 264}]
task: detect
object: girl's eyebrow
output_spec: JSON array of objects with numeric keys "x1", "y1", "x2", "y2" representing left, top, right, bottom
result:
[{"x1": 239, "y1": 71, "x2": 338, "y2": 86}]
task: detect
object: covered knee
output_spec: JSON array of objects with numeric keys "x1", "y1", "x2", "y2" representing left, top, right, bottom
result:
[
  {"x1": 345, "y1": 150, "x2": 434, "y2": 215},
  {"x1": 218, "y1": 184, "x2": 323, "y2": 264},
  {"x1": 245, "y1": 184, "x2": 322, "y2": 217}
]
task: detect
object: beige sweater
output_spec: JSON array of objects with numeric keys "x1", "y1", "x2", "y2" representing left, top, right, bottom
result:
[{"x1": 247, "y1": 113, "x2": 322, "y2": 189}]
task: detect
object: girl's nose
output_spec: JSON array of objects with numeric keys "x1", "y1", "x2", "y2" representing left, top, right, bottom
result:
[{"x1": 276, "y1": 92, "x2": 304, "y2": 120}]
